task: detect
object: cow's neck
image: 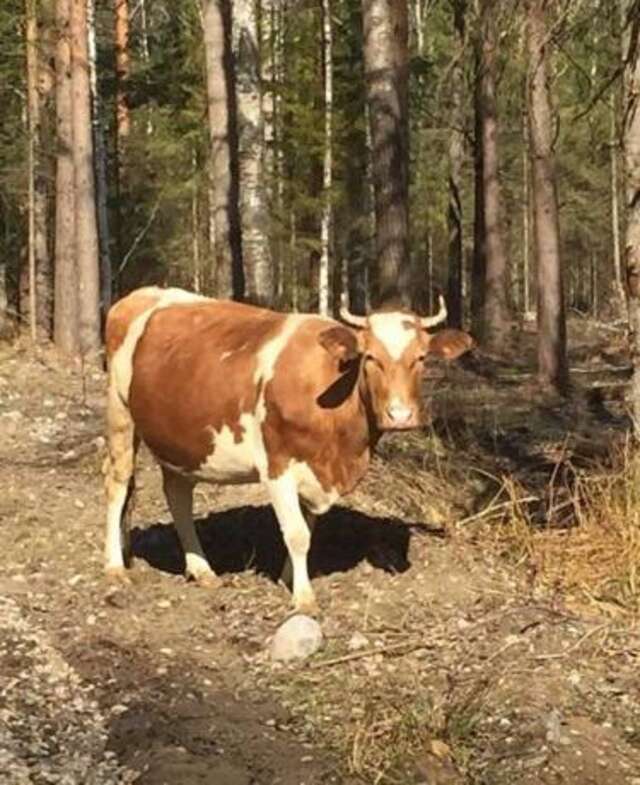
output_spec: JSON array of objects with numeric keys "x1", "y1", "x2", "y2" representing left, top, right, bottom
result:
[{"x1": 357, "y1": 371, "x2": 381, "y2": 450}]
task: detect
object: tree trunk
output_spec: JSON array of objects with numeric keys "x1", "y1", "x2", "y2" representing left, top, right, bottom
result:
[
  {"x1": 202, "y1": 0, "x2": 244, "y2": 300},
  {"x1": 234, "y1": 0, "x2": 273, "y2": 304},
  {"x1": 610, "y1": 91, "x2": 625, "y2": 312},
  {"x1": 88, "y1": 0, "x2": 112, "y2": 314},
  {"x1": 471, "y1": 41, "x2": 485, "y2": 336},
  {"x1": 447, "y1": 0, "x2": 465, "y2": 328},
  {"x1": 477, "y1": 0, "x2": 510, "y2": 349},
  {"x1": 114, "y1": 0, "x2": 129, "y2": 155},
  {"x1": 26, "y1": 0, "x2": 52, "y2": 339},
  {"x1": 318, "y1": 0, "x2": 333, "y2": 316},
  {"x1": 623, "y1": 0, "x2": 640, "y2": 432},
  {"x1": 362, "y1": 0, "x2": 410, "y2": 306},
  {"x1": 522, "y1": 80, "x2": 531, "y2": 317},
  {"x1": 71, "y1": 0, "x2": 101, "y2": 356},
  {"x1": 526, "y1": 0, "x2": 567, "y2": 391},
  {"x1": 54, "y1": 0, "x2": 79, "y2": 355}
]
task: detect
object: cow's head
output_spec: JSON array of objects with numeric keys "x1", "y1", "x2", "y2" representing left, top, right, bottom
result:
[{"x1": 319, "y1": 296, "x2": 474, "y2": 431}]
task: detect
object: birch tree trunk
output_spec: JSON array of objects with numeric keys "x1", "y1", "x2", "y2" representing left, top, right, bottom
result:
[
  {"x1": 88, "y1": 0, "x2": 112, "y2": 313},
  {"x1": 526, "y1": 0, "x2": 567, "y2": 391},
  {"x1": 26, "y1": 0, "x2": 51, "y2": 339},
  {"x1": 202, "y1": 0, "x2": 244, "y2": 300},
  {"x1": 362, "y1": 0, "x2": 410, "y2": 306},
  {"x1": 114, "y1": 0, "x2": 129, "y2": 159},
  {"x1": 54, "y1": 0, "x2": 79, "y2": 355},
  {"x1": 471, "y1": 40, "x2": 485, "y2": 336},
  {"x1": 622, "y1": 0, "x2": 640, "y2": 432},
  {"x1": 447, "y1": 0, "x2": 466, "y2": 328},
  {"x1": 234, "y1": 0, "x2": 273, "y2": 304},
  {"x1": 71, "y1": 0, "x2": 101, "y2": 356},
  {"x1": 318, "y1": 0, "x2": 333, "y2": 316},
  {"x1": 477, "y1": 0, "x2": 510, "y2": 350}
]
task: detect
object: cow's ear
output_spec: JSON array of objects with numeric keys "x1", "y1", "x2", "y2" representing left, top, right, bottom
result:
[
  {"x1": 427, "y1": 329, "x2": 474, "y2": 360},
  {"x1": 318, "y1": 326, "x2": 361, "y2": 363}
]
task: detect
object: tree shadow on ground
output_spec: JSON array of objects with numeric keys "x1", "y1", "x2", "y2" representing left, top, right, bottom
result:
[{"x1": 131, "y1": 505, "x2": 442, "y2": 584}]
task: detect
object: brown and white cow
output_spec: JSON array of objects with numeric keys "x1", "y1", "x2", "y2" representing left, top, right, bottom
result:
[{"x1": 104, "y1": 286, "x2": 473, "y2": 612}]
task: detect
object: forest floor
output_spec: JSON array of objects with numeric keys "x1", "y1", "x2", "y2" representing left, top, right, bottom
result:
[{"x1": 1, "y1": 314, "x2": 640, "y2": 785}]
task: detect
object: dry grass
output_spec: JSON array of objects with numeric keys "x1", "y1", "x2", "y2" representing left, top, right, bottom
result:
[{"x1": 481, "y1": 436, "x2": 640, "y2": 615}]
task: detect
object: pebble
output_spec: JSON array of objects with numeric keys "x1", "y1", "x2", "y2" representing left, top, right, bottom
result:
[
  {"x1": 348, "y1": 631, "x2": 369, "y2": 651},
  {"x1": 270, "y1": 615, "x2": 323, "y2": 663}
]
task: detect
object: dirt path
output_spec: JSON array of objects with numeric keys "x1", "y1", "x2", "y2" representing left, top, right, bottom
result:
[{"x1": 1, "y1": 343, "x2": 640, "y2": 784}]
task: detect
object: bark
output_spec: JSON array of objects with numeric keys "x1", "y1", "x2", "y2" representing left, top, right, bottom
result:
[
  {"x1": 477, "y1": 0, "x2": 510, "y2": 349},
  {"x1": 362, "y1": 0, "x2": 410, "y2": 306},
  {"x1": 526, "y1": 0, "x2": 567, "y2": 391},
  {"x1": 202, "y1": 0, "x2": 244, "y2": 300},
  {"x1": 54, "y1": 0, "x2": 79, "y2": 355},
  {"x1": 88, "y1": 0, "x2": 112, "y2": 313},
  {"x1": 318, "y1": 0, "x2": 333, "y2": 316},
  {"x1": 234, "y1": 0, "x2": 273, "y2": 304},
  {"x1": 26, "y1": 0, "x2": 52, "y2": 338},
  {"x1": 623, "y1": 0, "x2": 640, "y2": 432},
  {"x1": 522, "y1": 81, "x2": 531, "y2": 316},
  {"x1": 114, "y1": 0, "x2": 129, "y2": 148},
  {"x1": 192, "y1": 148, "x2": 202, "y2": 293},
  {"x1": 71, "y1": 0, "x2": 101, "y2": 355},
  {"x1": 447, "y1": 0, "x2": 466, "y2": 328}
]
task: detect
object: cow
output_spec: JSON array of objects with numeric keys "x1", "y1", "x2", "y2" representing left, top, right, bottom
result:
[{"x1": 104, "y1": 286, "x2": 473, "y2": 613}]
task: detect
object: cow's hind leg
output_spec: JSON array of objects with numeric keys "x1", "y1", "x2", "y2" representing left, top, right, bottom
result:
[
  {"x1": 268, "y1": 474, "x2": 317, "y2": 614},
  {"x1": 104, "y1": 388, "x2": 138, "y2": 581},
  {"x1": 161, "y1": 468, "x2": 221, "y2": 588}
]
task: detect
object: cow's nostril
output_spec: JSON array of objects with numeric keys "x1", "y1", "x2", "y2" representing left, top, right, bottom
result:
[{"x1": 387, "y1": 405, "x2": 413, "y2": 424}]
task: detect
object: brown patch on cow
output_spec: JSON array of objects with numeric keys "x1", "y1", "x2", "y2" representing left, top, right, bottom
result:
[
  {"x1": 105, "y1": 289, "x2": 165, "y2": 361},
  {"x1": 128, "y1": 301, "x2": 286, "y2": 470},
  {"x1": 262, "y1": 319, "x2": 371, "y2": 494},
  {"x1": 427, "y1": 329, "x2": 475, "y2": 361}
]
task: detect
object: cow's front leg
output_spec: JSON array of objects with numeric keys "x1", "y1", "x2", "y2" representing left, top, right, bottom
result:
[
  {"x1": 162, "y1": 468, "x2": 221, "y2": 588},
  {"x1": 267, "y1": 474, "x2": 317, "y2": 614},
  {"x1": 280, "y1": 509, "x2": 316, "y2": 591}
]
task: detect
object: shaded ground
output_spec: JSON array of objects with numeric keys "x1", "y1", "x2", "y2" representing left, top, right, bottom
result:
[{"x1": 1, "y1": 318, "x2": 639, "y2": 784}]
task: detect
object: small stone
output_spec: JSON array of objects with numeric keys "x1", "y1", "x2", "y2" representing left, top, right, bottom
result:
[
  {"x1": 348, "y1": 632, "x2": 369, "y2": 651},
  {"x1": 74, "y1": 499, "x2": 85, "y2": 510},
  {"x1": 157, "y1": 599, "x2": 171, "y2": 609},
  {"x1": 270, "y1": 614, "x2": 323, "y2": 663}
]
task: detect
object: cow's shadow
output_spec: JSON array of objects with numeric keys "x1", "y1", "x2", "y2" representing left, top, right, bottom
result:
[{"x1": 130, "y1": 505, "x2": 442, "y2": 584}]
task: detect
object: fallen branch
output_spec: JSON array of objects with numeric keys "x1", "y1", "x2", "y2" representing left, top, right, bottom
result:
[
  {"x1": 310, "y1": 639, "x2": 431, "y2": 669},
  {"x1": 456, "y1": 496, "x2": 539, "y2": 528}
]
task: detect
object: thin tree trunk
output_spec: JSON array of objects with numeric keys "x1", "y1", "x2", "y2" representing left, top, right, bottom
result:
[
  {"x1": 526, "y1": 0, "x2": 567, "y2": 390},
  {"x1": 192, "y1": 150, "x2": 201, "y2": 293},
  {"x1": 523, "y1": 83, "x2": 531, "y2": 317},
  {"x1": 478, "y1": 0, "x2": 510, "y2": 349},
  {"x1": 362, "y1": 0, "x2": 410, "y2": 306},
  {"x1": 447, "y1": 0, "x2": 465, "y2": 328},
  {"x1": 71, "y1": 0, "x2": 101, "y2": 356},
  {"x1": 234, "y1": 0, "x2": 273, "y2": 304},
  {"x1": 610, "y1": 91, "x2": 625, "y2": 311},
  {"x1": 471, "y1": 41, "x2": 485, "y2": 336},
  {"x1": 88, "y1": 0, "x2": 112, "y2": 313},
  {"x1": 26, "y1": 0, "x2": 51, "y2": 339},
  {"x1": 318, "y1": 0, "x2": 333, "y2": 316},
  {"x1": 623, "y1": 0, "x2": 640, "y2": 432},
  {"x1": 54, "y1": 0, "x2": 79, "y2": 355},
  {"x1": 202, "y1": 0, "x2": 244, "y2": 300},
  {"x1": 114, "y1": 0, "x2": 129, "y2": 154}
]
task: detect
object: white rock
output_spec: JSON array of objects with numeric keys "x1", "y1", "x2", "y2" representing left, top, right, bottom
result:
[
  {"x1": 270, "y1": 615, "x2": 323, "y2": 663},
  {"x1": 348, "y1": 631, "x2": 370, "y2": 651}
]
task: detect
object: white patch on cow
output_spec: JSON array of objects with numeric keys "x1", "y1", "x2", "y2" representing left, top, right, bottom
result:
[
  {"x1": 220, "y1": 350, "x2": 232, "y2": 361},
  {"x1": 195, "y1": 413, "x2": 261, "y2": 484},
  {"x1": 110, "y1": 288, "x2": 208, "y2": 404},
  {"x1": 368, "y1": 312, "x2": 417, "y2": 360},
  {"x1": 291, "y1": 460, "x2": 339, "y2": 515}
]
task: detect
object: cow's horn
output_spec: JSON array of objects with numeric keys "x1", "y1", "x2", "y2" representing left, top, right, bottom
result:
[
  {"x1": 420, "y1": 295, "x2": 448, "y2": 328},
  {"x1": 339, "y1": 294, "x2": 368, "y2": 328}
]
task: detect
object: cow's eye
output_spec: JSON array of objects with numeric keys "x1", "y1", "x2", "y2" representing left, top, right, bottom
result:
[{"x1": 413, "y1": 354, "x2": 427, "y2": 367}]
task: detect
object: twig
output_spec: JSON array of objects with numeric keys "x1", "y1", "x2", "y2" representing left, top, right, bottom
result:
[
  {"x1": 456, "y1": 496, "x2": 539, "y2": 527},
  {"x1": 533, "y1": 623, "x2": 609, "y2": 661},
  {"x1": 118, "y1": 199, "x2": 161, "y2": 274},
  {"x1": 310, "y1": 640, "x2": 430, "y2": 669}
]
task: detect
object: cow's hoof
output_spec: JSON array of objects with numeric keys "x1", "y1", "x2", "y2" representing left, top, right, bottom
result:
[
  {"x1": 190, "y1": 571, "x2": 223, "y2": 590},
  {"x1": 104, "y1": 565, "x2": 132, "y2": 584}
]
